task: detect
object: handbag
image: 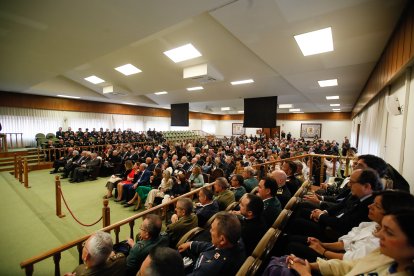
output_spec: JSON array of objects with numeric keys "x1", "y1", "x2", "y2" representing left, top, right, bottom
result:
[
  {"x1": 113, "y1": 240, "x2": 131, "y2": 256},
  {"x1": 262, "y1": 255, "x2": 299, "y2": 276}
]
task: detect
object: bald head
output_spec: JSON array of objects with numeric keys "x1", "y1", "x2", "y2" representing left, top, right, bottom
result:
[{"x1": 271, "y1": 170, "x2": 287, "y2": 187}]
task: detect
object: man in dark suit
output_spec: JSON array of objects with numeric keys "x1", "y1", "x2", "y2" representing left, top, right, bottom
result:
[
  {"x1": 287, "y1": 168, "x2": 381, "y2": 241},
  {"x1": 238, "y1": 193, "x2": 267, "y2": 255},
  {"x1": 195, "y1": 187, "x2": 219, "y2": 227},
  {"x1": 271, "y1": 170, "x2": 292, "y2": 208},
  {"x1": 70, "y1": 152, "x2": 101, "y2": 182},
  {"x1": 257, "y1": 177, "x2": 282, "y2": 228},
  {"x1": 282, "y1": 161, "x2": 302, "y2": 195}
]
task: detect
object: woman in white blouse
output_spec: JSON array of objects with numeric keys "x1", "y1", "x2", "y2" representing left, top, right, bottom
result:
[{"x1": 144, "y1": 169, "x2": 174, "y2": 209}]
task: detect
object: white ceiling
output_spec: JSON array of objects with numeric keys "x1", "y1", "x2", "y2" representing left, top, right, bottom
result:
[{"x1": 0, "y1": 0, "x2": 407, "y2": 114}]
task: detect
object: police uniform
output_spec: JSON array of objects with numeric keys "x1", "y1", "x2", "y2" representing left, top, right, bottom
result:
[
  {"x1": 275, "y1": 185, "x2": 292, "y2": 208},
  {"x1": 72, "y1": 252, "x2": 126, "y2": 276},
  {"x1": 188, "y1": 241, "x2": 245, "y2": 276}
]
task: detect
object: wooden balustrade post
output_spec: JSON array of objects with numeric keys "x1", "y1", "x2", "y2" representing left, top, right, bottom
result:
[
  {"x1": 332, "y1": 157, "x2": 337, "y2": 178},
  {"x1": 55, "y1": 176, "x2": 65, "y2": 218},
  {"x1": 308, "y1": 156, "x2": 313, "y2": 182},
  {"x1": 345, "y1": 158, "x2": 350, "y2": 176},
  {"x1": 18, "y1": 156, "x2": 23, "y2": 183},
  {"x1": 37, "y1": 148, "x2": 40, "y2": 165},
  {"x1": 320, "y1": 157, "x2": 325, "y2": 184},
  {"x1": 24, "y1": 264, "x2": 33, "y2": 276},
  {"x1": 129, "y1": 220, "x2": 135, "y2": 240},
  {"x1": 77, "y1": 243, "x2": 83, "y2": 265},
  {"x1": 102, "y1": 199, "x2": 110, "y2": 228},
  {"x1": 114, "y1": 226, "x2": 120, "y2": 244},
  {"x1": 53, "y1": 252, "x2": 61, "y2": 276},
  {"x1": 14, "y1": 153, "x2": 18, "y2": 179},
  {"x1": 23, "y1": 158, "x2": 30, "y2": 188}
]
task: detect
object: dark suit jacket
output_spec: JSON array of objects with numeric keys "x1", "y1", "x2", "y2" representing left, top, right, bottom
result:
[
  {"x1": 137, "y1": 169, "x2": 152, "y2": 186},
  {"x1": 195, "y1": 201, "x2": 219, "y2": 227},
  {"x1": 241, "y1": 216, "x2": 267, "y2": 255},
  {"x1": 318, "y1": 194, "x2": 374, "y2": 236},
  {"x1": 262, "y1": 197, "x2": 282, "y2": 228}
]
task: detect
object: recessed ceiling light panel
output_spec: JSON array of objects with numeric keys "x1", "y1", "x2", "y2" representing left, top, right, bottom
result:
[
  {"x1": 115, "y1": 64, "x2": 142, "y2": 76},
  {"x1": 221, "y1": 107, "x2": 230, "y2": 111},
  {"x1": 279, "y1": 104, "x2": 293, "y2": 108},
  {"x1": 332, "y1": 108, "x2": 341, "y2": 111},
  {"x1": 57, "y1": 94, "x2": 80, "y2": 99},
  {"x1": 186, "y1": 86, "x2": 204, "y2": 91},
  {"x1": 326, "y1": 95, "x2": 339, "y2": 100},
  {"x1": 164, "y1": 43, "x2": 202, "y2": 63},
  {"x1": 294, "y1": 27, "x2": 334, "y2": 56},
  {"x1": 231, "y1": 79, "x2": 254, "y2": 85},
  {"x1": 289, "y1": 108, "x2": 301, "y2": 112},
  {"x1": 84, "y1": 75, "x2": 105, "y2": 84},
  {"x1": 154, "y1": 91, "x2": 168, "y2": 95},
  {"x1": 238, "y1": 110, "x2": 244, "y2": 113},
  {"x1": 318, "y1": 79, "x2": 338, "y2": 87},
  {"x1": 330, "y1": 104, "x2": 340, "y2": 107}
]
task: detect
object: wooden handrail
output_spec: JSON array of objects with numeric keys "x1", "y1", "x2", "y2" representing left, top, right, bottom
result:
[
  {"x1": 251, "y1": 153, "x2": 354, "y2": 183},
  {"x1": 20, "y1": 182, "x2": 214, "y2": 275}
]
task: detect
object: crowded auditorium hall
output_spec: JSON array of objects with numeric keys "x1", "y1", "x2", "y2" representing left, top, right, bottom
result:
[{"x1": 1, "y1": 1, "x2": 414, "y2": 275}]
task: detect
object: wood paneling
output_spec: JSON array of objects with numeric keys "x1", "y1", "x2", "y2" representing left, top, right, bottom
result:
[
  {"x1": 353, "y1": 2, "x2": 414, "y2": 117},
  {"x1": 0, "y1": 92, "x2": 222, "y2": 120}
]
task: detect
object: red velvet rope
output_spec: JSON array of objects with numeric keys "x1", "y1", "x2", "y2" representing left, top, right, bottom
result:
[{"x1": 58, "y1": 185, "x2": 102, "y2": 227}]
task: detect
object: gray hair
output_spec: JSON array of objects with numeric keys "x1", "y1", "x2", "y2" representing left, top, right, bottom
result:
[{"x1": 86, "y1": 231, "x2": 113, "y2": 266}]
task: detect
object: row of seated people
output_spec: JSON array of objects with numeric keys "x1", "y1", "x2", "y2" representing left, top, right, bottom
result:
[{"x1": 66, "y1": 153, "x2": 413, "y2": 275}]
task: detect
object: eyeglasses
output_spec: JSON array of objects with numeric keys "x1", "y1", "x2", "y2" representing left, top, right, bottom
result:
[{"x1": 140, "y1": 227, "x2": 148, "y2": 232}]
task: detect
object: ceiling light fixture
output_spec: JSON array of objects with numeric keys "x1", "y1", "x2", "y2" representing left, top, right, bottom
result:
[
  {"x1": 289, "y1": 108, "x2": 301, "y2": 112},
  {"x1": 164, "y1": 43, "x2": 202, "y2": 63},
  {"x1": 332, "y1": 108, "x2": 341, "y2": 111},
  {"x1": 318, "y1": 79, "x2": 338, "y2": 87},
  {"x1": 57, "y1": 94, "x2": 80, "y2": 99},
  {"x1": 123, "y1": 102, "x2": 136, "y2": 105},
  {"x1": 279, "y1": 104, "x2": 293, "y2": 108},
  {"x1": 84, "y1": 75, "x2": 105, "y2": 84},
  {"x1": 294, "y1": 27, "x2": 334, "y2": 56},
  {"x1": 154, "y1": 91, "x2": 168, "y2": 95},
  {"x1": 326, "y1": 95, "x2": 339, "y2": 100},
  {"x1": 186, "y1": 86, "x2": 204, "y2": 91},
  {"x1": 221, "y1": 107, "x2": 230, "y2": 111},
  {"x1": 238, "y1": 110, "x2": 244, "y2": 113},
  {"x1": 330, "y1": 104, "x2": 340, "y2": 107},
  {"x1": 115, "y1": 64, "x2": 142, "y2": 76},
  {"x1": 231, "y1": 79, "x2": 254, "y2": 85}
]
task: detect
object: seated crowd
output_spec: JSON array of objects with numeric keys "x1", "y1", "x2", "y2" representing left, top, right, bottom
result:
[{"x1": 54, "y1": 131, "x2": 413, "y2": 275}]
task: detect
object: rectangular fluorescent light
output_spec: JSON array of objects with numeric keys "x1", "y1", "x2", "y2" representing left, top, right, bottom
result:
[
  {"x1": 154, "y1": 91, "x2": 168, "y2": 95},
  {"x1": 123, "y1": 102, "x2": 136, "y2": 105},
  {"x1": 186, "y1": 86, "x2": 203, "y2": 91},
  {"x1": 279, "y1": 104, "x2": 293, "y2": 108},
  {"x1": 294, "y1": 27, "x2": 333, "y2": 56},
  {"x1": 318, "y1": 79, "x2": 338, "y2": 87},
  {"x1": 326, "y1": 95, "x2": 339, "y2": 100},
  {"x1": 238, "y1": 110, "x2": 244, "y2": 113},
  {"x1": 330, "y1": 104, "x2": 340, "y2": 107},
  {"x1": 293, "y1": 111, "x2": 304, "y2": 114},
  {"x1": 57, "y1": 94, "x2": 80, "y2": 99},
  {"x1": 115, "y1": 64, "x2": 142, "y2": 76},
  {"x1": 221, "y1": 107, "x2": 230, "y2": 111},
  {"x1": 164, "y1": 43, "x2": 202, "y2": 63},
  {"x1": 332, "y1": 108, "x2": 341, "y2": 111},
  {"x1": 231, "y1": 79, "x2": 254, "y2": 85},
  {"x1": 289, "y1": 108, "x2": 301, "y2": 112},
  {"x1": 84, "y1": 75, "x2": 105, "y2": 84}
]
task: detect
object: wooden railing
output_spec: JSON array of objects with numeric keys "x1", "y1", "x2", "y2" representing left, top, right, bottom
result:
[
  {"x1": 20, "y1": 182, "x2": 214, "y2": 276},
  {"x1": 251, "y1": 153, "x2": 353, "y2": 183},
  {"x1": 0, "y1": 132, "x2": 24, "y2": 151},
  {"x1": 14, "y1": 154, "x2": 29, "y2": 188}
]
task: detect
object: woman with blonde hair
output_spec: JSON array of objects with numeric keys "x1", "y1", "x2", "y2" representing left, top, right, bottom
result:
[
  {"x1": 144, "y1": 169, "x2": 174, "y2": 209},
  {"x1": 189, "y1": 165, "x2": 204, "y2": 188}
]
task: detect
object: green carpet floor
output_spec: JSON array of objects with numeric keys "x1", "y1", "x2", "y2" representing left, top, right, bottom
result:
[{"x1": 0, "y1": 169, "x2": 145, "y2": 275}]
